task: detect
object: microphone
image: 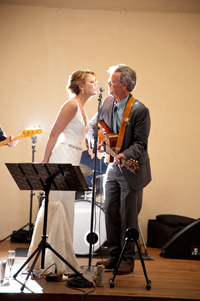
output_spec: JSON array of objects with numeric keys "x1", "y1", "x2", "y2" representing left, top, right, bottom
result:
[
  {"x1": 99, "y1": 86, "x2": 105, "y2": 92},
  {"x1": 97, "y1": 86, "x2": 104, "y2": 102}
]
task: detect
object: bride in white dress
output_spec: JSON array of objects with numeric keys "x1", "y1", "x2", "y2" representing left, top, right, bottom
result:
[{"x1": 27, "y1": 70, "x2": 98, "y2": 274}]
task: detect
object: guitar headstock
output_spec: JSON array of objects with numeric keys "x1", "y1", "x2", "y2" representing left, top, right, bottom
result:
[
  {"x1": 124, "y1": 158, "x2": 139, "y2": 175},
  {"x1": 22, "y1": 129, "x2": 43, "y2": 137}
]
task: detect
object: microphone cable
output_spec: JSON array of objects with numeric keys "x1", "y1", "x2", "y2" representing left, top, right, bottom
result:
[{"x1": 65, "y1": 276, "x2": 95, "y2": 301}]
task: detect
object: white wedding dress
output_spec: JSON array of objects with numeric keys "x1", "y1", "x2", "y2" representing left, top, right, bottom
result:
[{"x1": 27, "y1": 99, "x2": 89, "y2": 274}]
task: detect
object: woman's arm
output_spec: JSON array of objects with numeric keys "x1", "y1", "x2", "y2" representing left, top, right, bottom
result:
[{"x1": 42, "y1": 101, "x2": 78, "y2": 163}]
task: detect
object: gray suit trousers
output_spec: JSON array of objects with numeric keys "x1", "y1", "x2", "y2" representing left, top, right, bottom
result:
[{"x1": 104, "y1": 163, "x2": 143, "y2": 264}]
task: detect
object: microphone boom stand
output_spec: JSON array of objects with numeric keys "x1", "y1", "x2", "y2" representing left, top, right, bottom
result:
[
  {"x1": 88, "y1": 88, "x2": 104, "y2": 270},
  {"x1": 28, "y1": 135, "x2": 37, "y2": 239}
]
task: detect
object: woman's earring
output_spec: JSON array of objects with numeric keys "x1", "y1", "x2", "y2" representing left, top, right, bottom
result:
[{"x1": 82, "y1": 88, "x2": 84, "y2": 94}]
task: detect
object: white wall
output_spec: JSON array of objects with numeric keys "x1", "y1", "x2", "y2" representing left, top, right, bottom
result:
[{"x1": 0, "y1": 4, "x2": 200, "y2": 244}]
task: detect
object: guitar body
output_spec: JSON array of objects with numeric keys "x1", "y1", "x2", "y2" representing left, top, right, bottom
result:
[
  {"x1": 97, "y1": 121, "x2": 139, "y2": 174},
  {"x1": 97, "y1": 121, "x2": 118, "y2": 163}
]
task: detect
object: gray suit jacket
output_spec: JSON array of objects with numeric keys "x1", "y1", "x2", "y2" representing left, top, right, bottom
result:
[{"x1": 87, "y1": 94, "x2": 151, "y2": 190}]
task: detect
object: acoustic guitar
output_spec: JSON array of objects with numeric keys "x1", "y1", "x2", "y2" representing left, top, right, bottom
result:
[
  {"x1": 0, "y1": 129, "x2": 42, "y2": 147},
  {"x1": 97, "y1": 121, "x2": 139, "y2": 175}
]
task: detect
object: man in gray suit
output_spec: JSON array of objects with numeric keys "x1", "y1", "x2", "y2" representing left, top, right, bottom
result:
[
  {"x1": 0, "y1": 126, "x2": 18, "y2": 147},
  {"x1": 87, "y1": 64, "x2": 151, "y2": 275}
]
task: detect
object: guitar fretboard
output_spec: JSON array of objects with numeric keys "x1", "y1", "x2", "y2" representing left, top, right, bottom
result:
[{"x1": 104, "y1": 143, "x2": 117, "y2": 158}]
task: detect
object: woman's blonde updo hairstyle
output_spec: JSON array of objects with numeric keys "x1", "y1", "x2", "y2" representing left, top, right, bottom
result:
[{"x1": 67, "y1": 70, "x2": 97, "y2": 96}]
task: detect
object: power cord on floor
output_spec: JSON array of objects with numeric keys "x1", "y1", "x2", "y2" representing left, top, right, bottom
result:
[
  {"x1": 20, "y1": 263, "x2": 57, "y2": 278},
  {"x1": 41, "y1": 263, "x2": 58, "y2": 279},
  {"x1": 65, "y1": 276, "x2": 95, "y2": 301}
]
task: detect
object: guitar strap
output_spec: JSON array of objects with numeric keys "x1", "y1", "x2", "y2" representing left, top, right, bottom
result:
[{"x1": 115, "y1": 96, "x2": 136, "y2": 154}]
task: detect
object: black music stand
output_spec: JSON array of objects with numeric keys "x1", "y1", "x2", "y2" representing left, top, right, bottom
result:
[{"x1": 5, "y1": 162, "x2": 89, "y2": 292}]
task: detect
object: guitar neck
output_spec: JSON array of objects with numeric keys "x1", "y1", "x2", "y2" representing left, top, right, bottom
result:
[
  {"x1": 104, "y1": 143, "x2": 117, "y2": 158},
  {"x1": 0, "y1": 134, "x2": 24, "y2": 147},
  {"x1": 0, "y1": 128, "x2": 42, "y2": 147}
]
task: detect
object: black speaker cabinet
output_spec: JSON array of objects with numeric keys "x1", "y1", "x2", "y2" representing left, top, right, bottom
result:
[{"x1": 160, "y1": 219, "x2": 200, "y2": 260}]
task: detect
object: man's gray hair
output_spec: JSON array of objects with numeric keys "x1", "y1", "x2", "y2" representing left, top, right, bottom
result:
[{"x1": 107, "y1": 64, "x2": 137, "y2": 92}]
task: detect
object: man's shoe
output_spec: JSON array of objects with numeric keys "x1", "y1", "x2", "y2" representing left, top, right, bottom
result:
[
  {"x1": 116, "y1": 261, "x2": 134, "y2": 275},
  {"x1": 96, "y1": 257, "x2": 117, "y2": 269}
]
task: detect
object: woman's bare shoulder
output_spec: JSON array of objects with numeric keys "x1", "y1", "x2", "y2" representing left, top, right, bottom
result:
[{"x1": 61, "y1": 99, "x2": 78, "y2": 111}]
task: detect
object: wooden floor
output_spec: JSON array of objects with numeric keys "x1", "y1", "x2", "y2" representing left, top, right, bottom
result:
[{"x1": 0, "y1": 240, "x2": 200, "y2": 301}]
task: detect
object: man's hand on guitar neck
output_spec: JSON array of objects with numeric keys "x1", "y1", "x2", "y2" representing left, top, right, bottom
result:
[{"x1": 114, "y1": 153, "x2": 126, "y2": 167}]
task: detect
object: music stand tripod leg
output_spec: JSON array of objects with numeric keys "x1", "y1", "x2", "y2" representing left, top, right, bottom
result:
[
  {"x1": 47, "y1": 244, "x2": 85, "y2": 278},
  {"x1": 21, "y1": 247, "x2": 43, "y2": 292},
  {"x1": 13, "y1": 246, "x2": 40, "y2": 280},
  {"x1": 18, "y1": 244, "x2": 86, "y2": 292}
]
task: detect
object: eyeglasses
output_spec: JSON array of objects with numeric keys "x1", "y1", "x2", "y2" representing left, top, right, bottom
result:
[{"x1": 108, "y1": 80, "x2": 120, "y2": 85}]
